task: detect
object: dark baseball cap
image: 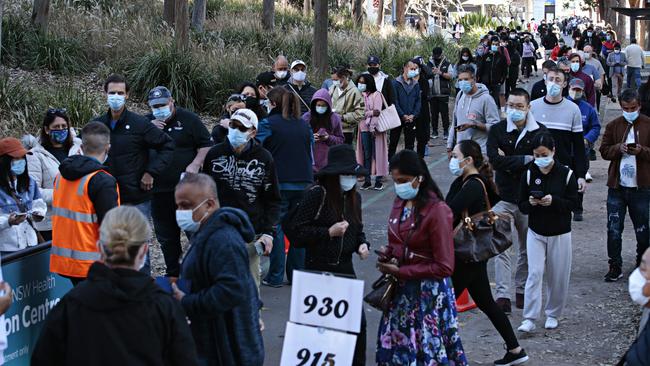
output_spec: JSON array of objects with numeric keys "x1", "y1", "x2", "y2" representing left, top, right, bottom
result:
[
  {"x1": 148, "y1": 86, "x2": 172, "y2": 106},
  {"x1": 256, "y1": 71, "x2": 277, "y2": 87},
  {"x1": 367, "y1": 56, "x2": 380, "y2": 65}
]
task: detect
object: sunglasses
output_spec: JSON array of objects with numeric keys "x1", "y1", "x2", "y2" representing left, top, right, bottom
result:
[
  {"x1": 227, "y1": 94, "x2": 248, "y2": 103},
  {"x1": 229, "y1": 120, "x2": 250, "y2": 133},
  {"x1": 47, "y1": 108, "x2": 68, "y2": 116}
]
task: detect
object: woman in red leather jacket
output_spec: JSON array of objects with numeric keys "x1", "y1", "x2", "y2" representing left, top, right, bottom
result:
[{"x1": 375, "y1": 150, "x2": 468, "y2": 365}]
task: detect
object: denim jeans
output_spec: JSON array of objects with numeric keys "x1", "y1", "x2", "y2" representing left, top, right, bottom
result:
[
  {"x1": 264, "y1": 189, "x2": 306, "y2": 285},
  {"x1": 360, "y1": 132, "x2": 382, "y2": 185},
  {"x1": 606, "y1": 187, "x2": 650, "y2": 267},
  {"x1": 627, "y1": 67, "x2": 642, "y2": 89},
  {"x1": 133, "y1": 200, "x2": 152, "y2": 275}
]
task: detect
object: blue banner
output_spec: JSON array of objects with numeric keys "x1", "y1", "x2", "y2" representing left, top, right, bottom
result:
[{"x1": 2, "y1": 246, "x2": 72, "y2": 365}]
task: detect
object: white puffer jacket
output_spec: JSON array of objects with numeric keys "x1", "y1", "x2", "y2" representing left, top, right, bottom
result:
[{"x1": 21, "y1": 131, "x2": 82, "y2": 231}]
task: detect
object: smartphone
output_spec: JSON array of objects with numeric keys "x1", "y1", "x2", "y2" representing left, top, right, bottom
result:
[
  {"x1": 530, "y1": 190, "x2": 545, "y2": 199},
  {"x1": 627, "y1": 143, "x2": 637, "y2": 149},
  {"x1": 373, "y1": 249, "x2": 384, "y2": 256},
  {"x1": 14, "y1": 212, "x2": 27, "y2": 217},
  {"x1": 254, "y1": 241, "x2": 265, "y2": 256}
]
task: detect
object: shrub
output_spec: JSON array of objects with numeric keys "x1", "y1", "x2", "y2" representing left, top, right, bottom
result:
[
  {"x1": 0, "y1": 73, "x2": 44, "y2": 136},
  {"x1": 24, "y1": 34, "x2": 89, "y2": 74},
  {"x1": 206, "y1": 0, "x2": 226, "y2": 18},
  {"x1": 127, "y1": 43, "x2": 218, "y2": 112},
  {"x1": 0, "y1": 13, "x2": 34, "y2": 66},
  {"x1": 45, "y1": 84, "x2": 103, "y2": 127}
]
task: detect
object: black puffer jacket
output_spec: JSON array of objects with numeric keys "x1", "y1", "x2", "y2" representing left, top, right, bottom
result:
[
  {"x1": 290, "y1": 185, "x2": 367, "y2": 275},
  {"x1": 93, "y1": 108, "x2": 174, "y2": 204},
  {"x1": 32, "y1": 262, "x2": 198, "y2": 366}
]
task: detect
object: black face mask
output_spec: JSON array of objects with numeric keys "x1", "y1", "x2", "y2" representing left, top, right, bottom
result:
[
  {"x1": 245, "y1": 97, "x2": 259, "y2": 110},
  {"x1": 367, "y1": 66, "x2": 380, "y2": 75}
]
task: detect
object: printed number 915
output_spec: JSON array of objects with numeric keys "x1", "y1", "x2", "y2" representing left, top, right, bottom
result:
[{"x1": 297, "y1": 348, "x2": 336, "y2": 366}]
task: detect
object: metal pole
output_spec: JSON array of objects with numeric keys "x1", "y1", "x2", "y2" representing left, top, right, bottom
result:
[{"x1": 392, "y1": 0, "x2": 396, "y2": 24}]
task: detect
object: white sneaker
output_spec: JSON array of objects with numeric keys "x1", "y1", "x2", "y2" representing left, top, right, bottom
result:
[
  {"x1": 518, "y1": 319, "x2": 536, "y2": 333},
  {"x1": 586, "y1": 172, "x2": 593, "y2": 182},
  {"x1": 544, "y1": 317, "x2": 559, "y2": 329}
]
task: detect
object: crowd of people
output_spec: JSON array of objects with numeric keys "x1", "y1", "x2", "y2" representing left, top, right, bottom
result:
[{"x1": 0, "y1": 14, "x2": 646, "y2": 366}]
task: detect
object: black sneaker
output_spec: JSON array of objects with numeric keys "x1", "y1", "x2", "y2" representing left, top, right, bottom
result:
[
  {"x1": 360, "y1": 182, "x2": 372, "y2": 190},
  {"x1": 604, "y1": 265, "x2": 623, "y2": 282},
  {"x1": 573, "y1": 212, "x2": 583, "y2": 222},
  {"x1": 443, "y1": 133, "x2": 449, "y2": 140},
  {"x1": 494, "y1": 348, "x2": 529, "y2": 365},
  {"x1": 374, "y1": 182, "x2": 384, "y2": 191},
  {"x1": 431, "y1": 133, "x2": 439, "y2": 139},
  {"x1": 496, "y1": 297, "x2": 512, "y2": 315}
]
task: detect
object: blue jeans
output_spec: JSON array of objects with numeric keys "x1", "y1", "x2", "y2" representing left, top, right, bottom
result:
[
  {"x1": 264, "y1": 190, "x2": 306, "y2": 285},
  {"x1": 606, "y1": 187, "x2": 650, "y2": 267},
  {"x1": 361, "y1": 132, "x2": 383, "y2": 185},
  {"x1": 627, "y1": 67, "x2": 642, "y2": 89},
  {"x1": 133, "y1": 200, "x2": 152, "y2": 275}
]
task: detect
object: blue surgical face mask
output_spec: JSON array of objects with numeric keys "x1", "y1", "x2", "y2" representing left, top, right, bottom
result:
[
  {"x1": 458, "y1": 80, "x2": 473, "y2": 94},
  {"x1": 507, "y1": 108, "x2": 526, "y2": 122},
  {"x1": 394, "y1": 179, "x2": 419, "y2": 200},
  {"x1": 10, "y1": 159, "x2": 26, "y2": 176},
  {"x1": 490, "y1": 45, "x2": 498, "y2": 52},
  {"x1": 606, "y1": 35, "x2": 612, "y2": 41},
  {"x1": 175, "y1": 199, "x2": 209, "y2": 233},
  {"x1": 50, "y1": 129, "x2": 69, "y2": 144},
  {"x1": 107, "y1": 94, "x2": 125, "y2": 111},
  {"x1": 547, "y1": 82, "x2": 562, "y2": 97},
  {"x1": 357, "y1": 83, "x2": 367, "y2": 92},
  {"x1": 227, "y1": 127, "x2": 251, "y2": 148},
  {"x1": 534, "y1": 156, "x2": 554, "y2": 168},
  {"x1": 407, "y1": 70, "x2": 418, "y2": 79},
  {"x1": 570, "y1": 62, "x2": 580, "y2": 73},
  {"x1": 315, "y1": 105, "x2": 328, "y2": 114},
  {"x1": 339, "y1": 175, "x2": 357, "y2": 192},
  {"x1": 587, "y1": 31, "x2": 593, "y2": 37},
  {"x1": 448, "y1": 157, "x2": 465, "y2": 176},
  {"x1": 152, "y1": 105, "x2": 172, "y2": 121},
  {"x1": 623, "y1": 110, "x2": 640, "y2": 123}
]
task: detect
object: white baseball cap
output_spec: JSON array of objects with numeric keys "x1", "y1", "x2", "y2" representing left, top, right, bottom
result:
[
  {"x1": 231, "y1": 109, "x2": 258, "y2": 129},
  {"x1": 290, "y1": 60, "x2": 307, "y2": 70}
]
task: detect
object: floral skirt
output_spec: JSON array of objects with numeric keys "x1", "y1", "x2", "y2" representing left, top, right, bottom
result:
[{"x1": 376, "y1": 277, "x2": 468, "y2": 366}]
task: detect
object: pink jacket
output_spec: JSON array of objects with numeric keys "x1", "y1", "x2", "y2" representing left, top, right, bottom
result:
[{"x1": 356, "y1": 91, "x2": 389, "y2": 176}]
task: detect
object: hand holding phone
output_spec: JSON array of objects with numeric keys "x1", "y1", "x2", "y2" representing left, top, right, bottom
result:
[{"x1": 530, "y1": 190, "x2": 545, "y2": 199}]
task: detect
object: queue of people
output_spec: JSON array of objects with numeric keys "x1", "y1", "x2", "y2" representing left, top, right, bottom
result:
[{"x1": 0, "y1": 17, "x2": 643, "y2": 365}]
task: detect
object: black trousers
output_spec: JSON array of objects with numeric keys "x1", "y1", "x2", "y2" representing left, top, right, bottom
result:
[
  {"x1": 152, "y1": 191, "x2": 182, "y2": 277},
  {"x1": 344, "y1": 132, "x2": 354, "y2": 145},
  {"x1": 506, "y1": 64, "x2": 520, "y2": 96},
  {"x1": 486, "y1": 83, "x2": 501, "y2": 109},
  {"x1": 452, "y1": 260, "x2": 520, "y2": 350},
  {"x1": 430, "y1": 97, "x2": 450, "y2": 136},
  {"x1": 388, "y1": 120, "x2": 429, "y2": 159}
]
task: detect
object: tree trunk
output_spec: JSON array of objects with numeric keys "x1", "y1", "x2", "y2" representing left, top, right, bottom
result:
[
  {"x1": 175, "y1": 0, "x2": 189, "y2": 50},
  {"x1": 263, "y1": 0, "x2": 275, "y2": 30},
  {"x1": 396, "y1": 0, "x2": 405, "y2": 28},
  {"x1": 191, "y1": 0, "x2": 206, "y2": 32},
  {"x1": 352, "y1": 0, "x2": 363, "y2": 27},
  {"x1": 0, "y1": 0, "x2": 4, "y2": 63},
  {"x1": 313, "y1": 0, "x2": 328, "y2": 78},
  {"x1": 31, "y1": 0, "x2": 50, "y2": 34},
  {"x1": 163, "y1": 0, "x2": 175, "y2": 25},
  {"x1": 303, "y1": 0, "x2": 311, "y2": 17},
  {"x1": 377, "y1": 0, "x2": 384, "y2": 26}
]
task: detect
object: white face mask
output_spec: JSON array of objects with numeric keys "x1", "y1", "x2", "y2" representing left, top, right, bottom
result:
[
  {"x1": 275, "y1": 70, "x2": 288, "y2": 80},
  {"x1": 175, "y1": 199, "x2": 209, "y2": 233},
  {"x1": 292, "y1": 70, "x2": 307, "y2": 82},
  {"x1": 339, "y1": 175, "x2": 357, "y2": 192},
  {"x1": 629, "y1": 268, "x2": 650, "y2": 306}
]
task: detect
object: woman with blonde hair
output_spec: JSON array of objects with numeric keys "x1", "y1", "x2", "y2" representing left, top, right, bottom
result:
[{"x1": 32, "y1": 206, "x2": 198, "y2": 365}]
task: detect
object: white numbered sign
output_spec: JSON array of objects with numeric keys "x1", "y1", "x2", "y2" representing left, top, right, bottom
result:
[
  {"x1": 280, "y1": 322, "x2": 356, "y2": 366},
  {"x1": 290, "y1": 270, "x2": 364, "y2": 333}
]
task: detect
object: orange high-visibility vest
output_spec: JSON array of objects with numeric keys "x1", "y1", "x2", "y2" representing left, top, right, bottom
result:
[{"x1": 50, "y1": 170, "x2": 120, "y2": 278}]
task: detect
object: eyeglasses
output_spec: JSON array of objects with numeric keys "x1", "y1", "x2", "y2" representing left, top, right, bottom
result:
[{"x1": 227, "y1": 94, "x2": 248, "y2": 103}]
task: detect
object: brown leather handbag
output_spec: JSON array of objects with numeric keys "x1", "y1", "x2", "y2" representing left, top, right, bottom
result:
[{"x1": 453, "y1": 178, "x2": 512, "y2": 263}]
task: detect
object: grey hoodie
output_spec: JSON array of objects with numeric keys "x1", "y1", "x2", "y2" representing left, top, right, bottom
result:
[{"x1": 447, "y1": 83, "x2": 500, "y2": 153}]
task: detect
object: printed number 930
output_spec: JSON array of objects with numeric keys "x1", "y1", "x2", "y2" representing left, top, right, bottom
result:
[
  {"x1": 297, "y1": 348, "x2": 336, "y2": 366},
  {"x1": 303, "y1": 295, "x2": 349, "y2": 318}
]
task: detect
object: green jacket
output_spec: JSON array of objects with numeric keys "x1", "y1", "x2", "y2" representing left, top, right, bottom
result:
[{"x1": 329, "y1": 82, "x2": 365, "y2": 133}]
